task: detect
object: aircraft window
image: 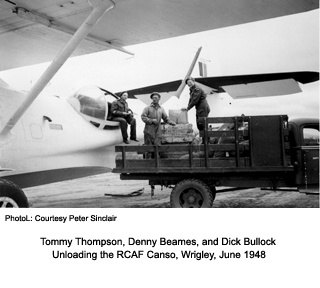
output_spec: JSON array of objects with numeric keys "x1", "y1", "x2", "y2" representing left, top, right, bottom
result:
[
  {"x1": 70, "y1": 86, "x2": 120, "y2": 129},
  {"x1": 75, "y1": 86, "x2": 107, "y2": 120},
  {"x1": 303, "y1": 127, "x2": 319, "y2": 146},
  {"x1": 49, "y1": 124, "x2": 63, "y2": 130},
  {"x1": 104, "y1": 94, "x2": 119, "y2": 120}
]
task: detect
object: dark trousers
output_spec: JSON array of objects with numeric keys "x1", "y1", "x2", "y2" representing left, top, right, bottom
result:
[
  {"x1": 112, "y1": 115, "x2": 136, "y2": 140},
  {"x1": 195, "y1": 103, "x2": 210, "y2": 131},
  {"x1": 196, "y1": 111, "x2": 210, "y2": 131}
]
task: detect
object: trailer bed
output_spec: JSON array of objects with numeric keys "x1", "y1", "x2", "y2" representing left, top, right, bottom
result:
[{"x1": 113, "y1": 115, "x2": 293, "y2": 175}]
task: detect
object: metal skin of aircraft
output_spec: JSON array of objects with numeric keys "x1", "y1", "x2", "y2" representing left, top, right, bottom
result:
[
  {"x1": 0, "y1": 0, "x2": 319, "y2": 208},
  {"x1": 0, "y1": 80, "x2": 145, "y2": 186}
]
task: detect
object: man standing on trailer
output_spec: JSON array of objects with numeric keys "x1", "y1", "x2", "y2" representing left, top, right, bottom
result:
[
  {"x1": 141, "y1": 92, "x2": 176, "y2": 146},
  {"x1": 181, "y1": 76, "x2": 210, "y2": 131}
]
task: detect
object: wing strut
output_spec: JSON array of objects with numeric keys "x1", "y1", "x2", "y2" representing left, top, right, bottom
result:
[
  {"x1": 0, "y1": 0, "x2": 115, "y2": 139},
  {"x1": 175, "y1": 46, "x2": 202, "y2": 98}
]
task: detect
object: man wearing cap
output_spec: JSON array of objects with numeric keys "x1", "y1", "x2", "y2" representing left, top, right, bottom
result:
[
  {"x1": 141, "y1": 92, "x2": 176, "y2": 146},
  {"x1": 182, "y1": 77, "x2": 210, "y2": 131},
  {"x1": 111, "y1": 91, "x2": 138, "y2": 144}
]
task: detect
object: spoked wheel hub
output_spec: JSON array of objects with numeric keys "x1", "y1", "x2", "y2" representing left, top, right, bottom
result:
[
  {"x1": 180, "y1": 188, "x2": 203, "y2": 208},
  {"x1": 0, "y1": 197, "x2": 19, "y2": 208},
  {"x1": 170, "y1": 179, "x2": 214, "y2": 208}
]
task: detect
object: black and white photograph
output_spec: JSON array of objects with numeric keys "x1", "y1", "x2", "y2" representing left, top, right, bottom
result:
[
  {"x1": 0, "y1": 1, "x2": 319, "y2": 287},
  {"x1": 0, "y1": 0, "x2": 318, "y2": 208}
]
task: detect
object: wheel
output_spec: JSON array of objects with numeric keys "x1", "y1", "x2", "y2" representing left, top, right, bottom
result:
[
  {"x1": 170, "y1": 179, "x2": 213, "y2": 208},
  {"x1": 0, "y1": 179, "x2": 29, "y2": 208}
]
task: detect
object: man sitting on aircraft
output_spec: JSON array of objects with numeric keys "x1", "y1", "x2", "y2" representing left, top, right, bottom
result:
[
  {"x1": 181, "y1": 76, "x2": 210, "y2": 131},
  {"x1": 111, "y1": 91, "x2": 138, "y2": 144},
  {"x1": 141, "y1": 92, "x2": 176, "y2": 147}
]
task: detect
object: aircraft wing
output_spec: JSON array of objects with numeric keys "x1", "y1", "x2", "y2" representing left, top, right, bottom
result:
[
  {"x1": 122, "y1": 71, "x2": 320, "y2": 99},
  {"x1": 194, "y1": 72, "x2": 320, "y2": 99},
  {"x1": 0, "y1": 0, "x2": 318, "y2": 71}
]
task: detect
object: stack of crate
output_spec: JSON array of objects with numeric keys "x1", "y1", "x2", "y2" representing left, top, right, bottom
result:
[
  {"x1": 161, "y1": 123, "x2": 195, "y2": 144},
  {"x1": 161, "y1": 109, "x2": 195, "y2": 144},
  {"x1": 160, "y1": 110, "x2": 197, "y2": 158}
]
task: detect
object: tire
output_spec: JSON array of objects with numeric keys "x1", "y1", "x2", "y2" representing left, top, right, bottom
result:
[
  {"x1": 0, "y1": 178, "x2": 29, "y2": 208},
  {"x1": 170, "y1": 179, "x2": 213, "y2": 208}
]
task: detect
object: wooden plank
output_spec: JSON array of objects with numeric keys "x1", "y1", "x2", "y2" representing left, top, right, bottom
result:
[
  {"x1": 116, "y1": 159, "x2": 155, "y2": 169},
  {"x1": 113, "y1": 164, "x2": 294, "y2": 174},
  {"x1": 204, "y1": 118, "x2": 209, "y2": 168},
  {"x1": 160, "y1": 144, "x2": 245, "y2": 153},
  {"x1": 203, "y1": 144, "x2": 245, "y2": 152},
  {"x1": 205, "y1": 117, "x2": 236, "y2": 124},
  {"x1": 121, "y1": 146, "x2": 126, "y2": 168},
  {"x1": 155, "y1": 145, "x2": 159, "y2": 168},
  {"x1": 116, "y1": 158, "x2": 247, "y2": 169},
  {"x1": 234, "y1": 117, "x2": 240, "y2": 166},
  {"x1": 115, "y1": 143, "x2": 247, "y2": 154},
  {"x1": 116, "y1": 144, "x2": 193, "y2": 153},
  {"x1": 115, "y1": 145, "x2": 154, "y2": 153},
  {"x1": 200, "y1": 130, "x2": 235, "y2": 138},
  {"x1": 204, "y1": 116, "x2": 287, "y2": 124},
  {"x1": 164, "y1": 158, "x2": 244, "y2": 168},
  {"x1": 189, "y1": 144, "x2": 194, "y2": 168},
  {"x1": 248, "y1": 117, "x2": 253, "y2": 167},
  {"x1": 159, "y1": 145, "x2": 191, "y2": 153}
]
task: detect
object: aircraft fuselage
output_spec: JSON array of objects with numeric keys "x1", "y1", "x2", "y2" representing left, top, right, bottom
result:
[{"x1": 0, "y1": 85, "x2": 140, "y2": 187}]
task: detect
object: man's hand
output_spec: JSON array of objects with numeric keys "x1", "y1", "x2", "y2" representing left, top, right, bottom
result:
[
  {"x1": 169, "y1": 120, "x2": 176, "y2": 126},
  {"x1": 152, "y1": 119, "x2": 158, "y2": 124},
  {"x1": 181, "y1": 108, "x2": 188, "y2": 112}
]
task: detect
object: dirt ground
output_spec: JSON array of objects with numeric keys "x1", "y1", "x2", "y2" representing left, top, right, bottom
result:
[{"x1": 24, "y1": 173, "x2": 319, "y2": 208}]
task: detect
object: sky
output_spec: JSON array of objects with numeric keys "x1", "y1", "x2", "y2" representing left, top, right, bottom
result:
[{"x1": 0, "y1": 9, "x2": 318, "y2": 120}]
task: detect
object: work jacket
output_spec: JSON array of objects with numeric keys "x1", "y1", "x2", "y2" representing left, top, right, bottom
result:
[
  {"x1": 110, "y1": 99, "x2": 133, "y2": 118},
  {"x1": 141, "y1": 103, "x2": 172, "y2": 145},
  {"x1": 187, "y1": 85, "x2": 210, "y2": 116}
]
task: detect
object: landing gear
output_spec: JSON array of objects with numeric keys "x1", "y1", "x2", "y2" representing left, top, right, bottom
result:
[
  {"x1": 0, "y1": 179, "x2": 29, "y2": 208},
  {"x1": 170, "y1": 179, "x2": 213, "y2": 208}
]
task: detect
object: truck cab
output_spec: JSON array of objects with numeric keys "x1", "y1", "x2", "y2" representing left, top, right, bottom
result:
[{"x1": 289, "y1": 118, "x2": 319, "y2": 193}]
